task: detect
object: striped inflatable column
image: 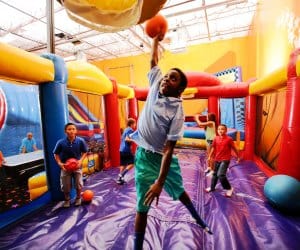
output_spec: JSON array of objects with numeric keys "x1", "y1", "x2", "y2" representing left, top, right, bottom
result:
[{"x1": 232, "y1": 67, "x2": 245, "y2": 137}]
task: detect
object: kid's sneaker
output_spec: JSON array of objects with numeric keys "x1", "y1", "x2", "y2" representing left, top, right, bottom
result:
[
  {"x1": 206, "y1": 171, "x2": 214, "y2": 177},
  {"x1": 75, "y1": 198, "x2": 82, "y2": 206},
  {"x1": 204, "y1": 168, "x2": 211, "y2": 174},
  {"x1": 116, "y1": 175, "x2": 125, "y2": 185},
  {"x1": 63, "y1": 200, "x2": 70, "y2": 208},
  {"x1": 204, "y1": 227, "x2": 213, "y2": 235},
  {"x1": 225, "y1": 188, "x2": 234, "y2": 197}
]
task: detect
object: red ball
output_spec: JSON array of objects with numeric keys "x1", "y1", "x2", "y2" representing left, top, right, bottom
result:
[
  {"x1": 64, "y1": 158, "x2": 78, "y2": 172},
  {"x1": 145, "y1": 14, "x2": 168, "y2": 38},
  {"x1": 82, "y1": 190, "x2": 94, "y2": 202}
]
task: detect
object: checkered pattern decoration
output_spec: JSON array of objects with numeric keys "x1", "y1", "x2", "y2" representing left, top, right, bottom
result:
[{"x1": 215, "y1": 67, "x2": 245, "y2": 132}]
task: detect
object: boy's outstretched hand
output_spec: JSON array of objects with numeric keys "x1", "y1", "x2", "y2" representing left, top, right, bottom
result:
[
  {"x1": 144, "y1": 181, "x2": 164, "y2": 206},
  {"x1": 154, "y1": 31, "x2": 165, "y2": 42}
]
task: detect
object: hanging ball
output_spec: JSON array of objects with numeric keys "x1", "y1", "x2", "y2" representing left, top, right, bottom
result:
[
  {"x1": 264, "y1": 174, "x2": 300, "y2": 214},
  {"x1": 82, "y1": 189, "x2": 94, "y2": 203},
  {"x1": 64, "y1": 158, "x2": 78, "y2": 172},
  {"x1": 145, "y1": 14, "x2": 168, "y2": 38}
]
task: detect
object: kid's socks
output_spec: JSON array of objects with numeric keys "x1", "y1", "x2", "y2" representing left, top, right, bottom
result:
[
  {"x1": 121, "y1": 168, "x2": 129, "y2": 177},
  {"x1": 184, "y1": 202, "x2": 212, "y2": 234},
  {"x1": 133, "y1": 231, "x2": 145, "y2": 250}
]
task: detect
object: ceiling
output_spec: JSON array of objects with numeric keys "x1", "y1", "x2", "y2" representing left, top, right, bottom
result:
[{"x1": 0, "y1": 0, "x2": 258, "y2": 62}]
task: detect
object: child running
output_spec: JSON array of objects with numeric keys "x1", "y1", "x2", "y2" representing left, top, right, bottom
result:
[{"x1": 116, "y1": 118, "x2": 136, "y2": 184}]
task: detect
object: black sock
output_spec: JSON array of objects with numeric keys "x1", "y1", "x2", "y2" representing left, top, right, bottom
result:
[
  {"x1": 134, "y1": 232, "x2": 145, "y2": 250},
  {"x1": 184, "y1": 202, "x2": 207, "y2": 228}
]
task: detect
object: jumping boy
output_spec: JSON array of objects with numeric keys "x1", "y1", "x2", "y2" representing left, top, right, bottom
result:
[{"x1": 130, "y1": 34, "x2": 212, "y2": 250}]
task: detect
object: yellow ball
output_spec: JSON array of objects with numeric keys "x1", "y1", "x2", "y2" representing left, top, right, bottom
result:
[{"x1": 82, "y1": 0, "x2": 137, "y2": 12}]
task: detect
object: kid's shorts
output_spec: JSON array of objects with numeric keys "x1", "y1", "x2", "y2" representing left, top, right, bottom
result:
[
  {"x1": 206, "y1": 140, "x2": 213, "y2": 146},
  {"x1": 60, "y1": 168, "x2": 83, "y2": 193},
  {"x1": 134, "y1": 147, "x2": 185, "y2": 212},
  {"x1": 120, "y1": 152, "x2": 134, "y2": 166}
]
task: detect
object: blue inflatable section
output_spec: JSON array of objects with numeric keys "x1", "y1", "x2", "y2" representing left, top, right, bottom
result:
[
  {"x1": 39, "y1": 53, "x2": 69, "y2": 202},
  {"x1": 0, "y1": 54, "x2": 68, "y2": 230},
  {"x1": 0, "y1": 81, "x2": 43, "y2": 156}
]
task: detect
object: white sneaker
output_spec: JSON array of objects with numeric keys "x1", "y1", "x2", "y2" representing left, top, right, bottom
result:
[
  {"x1": 204, "y1": 227, "x2": 213, "y2": 235},
  {"x1": 116, "y1": 176, "x2": 125, "y2": 185},
  {"x1": 75, "y1": 198, "x2": 82, "y2": 206},
  {"x1": 206, "y1": 171, "x2": 214, "y2": 177},
  {"x1": 204, "y1": 168, "x2": 211, "y2": 174},
  {"x1": 225, "y1": 188, "x2": 234, "y2": 197},
  {"x1": 63, "y1": 200, "x2": 70, "y2": 208}
]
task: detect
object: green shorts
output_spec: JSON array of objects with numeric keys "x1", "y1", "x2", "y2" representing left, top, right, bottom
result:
[{"x1": 135, "y1": 147, "x2": 185, "y2": 212}]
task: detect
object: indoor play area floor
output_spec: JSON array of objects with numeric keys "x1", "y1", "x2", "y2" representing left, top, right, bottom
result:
[{"x1": 0, "y1": 149, "x2": 299, "y2": 250}]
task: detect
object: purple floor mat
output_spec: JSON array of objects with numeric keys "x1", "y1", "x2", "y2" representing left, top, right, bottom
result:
[{"x1": 0, "y1": 148, "x2": 299, "y2": 249}]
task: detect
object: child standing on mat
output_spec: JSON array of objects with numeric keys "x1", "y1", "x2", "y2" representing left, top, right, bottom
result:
[
  {"x1": 130, "y1": 34, "x2": 212, "y2": 250},
  {"x1": 53, "y1": 123, "x2": 88, "y2": 207},
  {"x1": 205, "y1": 124, "x2": 240, "y2": 197},
  {"x1": 116, "y1": 117, "x2": 136, "y2": 185},
  {"x1": 194, "y1": 112, "x2": 216, "y2": 176}
]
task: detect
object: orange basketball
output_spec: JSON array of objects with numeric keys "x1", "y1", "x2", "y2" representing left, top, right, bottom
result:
[
  {"x1": 82, "y1": 189, "x2": 94, "y2": 202},
  {"x1": 145, "y1": 14, "x2": 168, "y2": 38},
  {"x1": 64, "y1": 158, "x2": 78, "y2": 172}
]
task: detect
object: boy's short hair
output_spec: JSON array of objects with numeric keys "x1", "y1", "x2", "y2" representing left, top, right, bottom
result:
[
  {"x1": 64, "y1": 122, "x2": 76, "y2": 130},
  {"x1": 127, "y1": 118, "x2": 136, "y2": 127},
  {"x1": 218, "y1": 124, "x2": 227, "y2": 129},
  {"x1": 171, "y1": 68, "x2": 188, "y2": 89},
  {"x1": 207, "y1": 113, "x2": 216, "y2": 122}
]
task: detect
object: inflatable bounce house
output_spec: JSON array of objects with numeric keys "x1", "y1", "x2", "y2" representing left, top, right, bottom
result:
[
  {"x1": 1, "y1": 42, "x2": 299, "y2": 248},
  {"x1": 177, "y1": 66, "x2": 245, "y2": 149},
  {"x1": 0, "y1": 47, "x2": 131, "y2": 226},
  {"x1": 0, "y1": 82, "x2": 108, "y2": 208},
  {"x1": 0, "y1": 1, "x2": 299, "y2": 249}
]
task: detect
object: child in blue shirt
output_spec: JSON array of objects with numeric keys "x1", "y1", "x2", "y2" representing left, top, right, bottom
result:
[
  {"x1": 53, "y1": 123, "x2": 88, "y2": 207},
  {"x1": 131, "y1": 35, "x2": 212, "y2": 250},
  {"x1": 116, "y1": 118, "x2": 136, "y2": 184}
]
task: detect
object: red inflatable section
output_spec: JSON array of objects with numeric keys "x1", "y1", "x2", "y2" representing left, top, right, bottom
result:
[
  {"x1": 0, "y1": 89, "x2": 6, "y2": 130},
  {"x1": 134, "y1": 87, "x2": 149, "y2": 101},
  {"x1": 134, "y1": 72, "x2": 224, "y2": 101},
  {"x1": 277, "y1": 48, "x2": 300, "y2": 181},
  {"x1": 185, "y1": 72, "x2": 221, "y2": 87},
  {"x1": 194, "y1": 82, "x2": 249, "y2": 98},
  {"x1": 104, "y1": 78, "x2": 120, "y2": 168}
]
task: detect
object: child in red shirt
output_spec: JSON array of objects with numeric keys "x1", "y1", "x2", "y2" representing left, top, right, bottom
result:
[{"x1": 205, "y1": 124, "x2": 240, "y2": 197}]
